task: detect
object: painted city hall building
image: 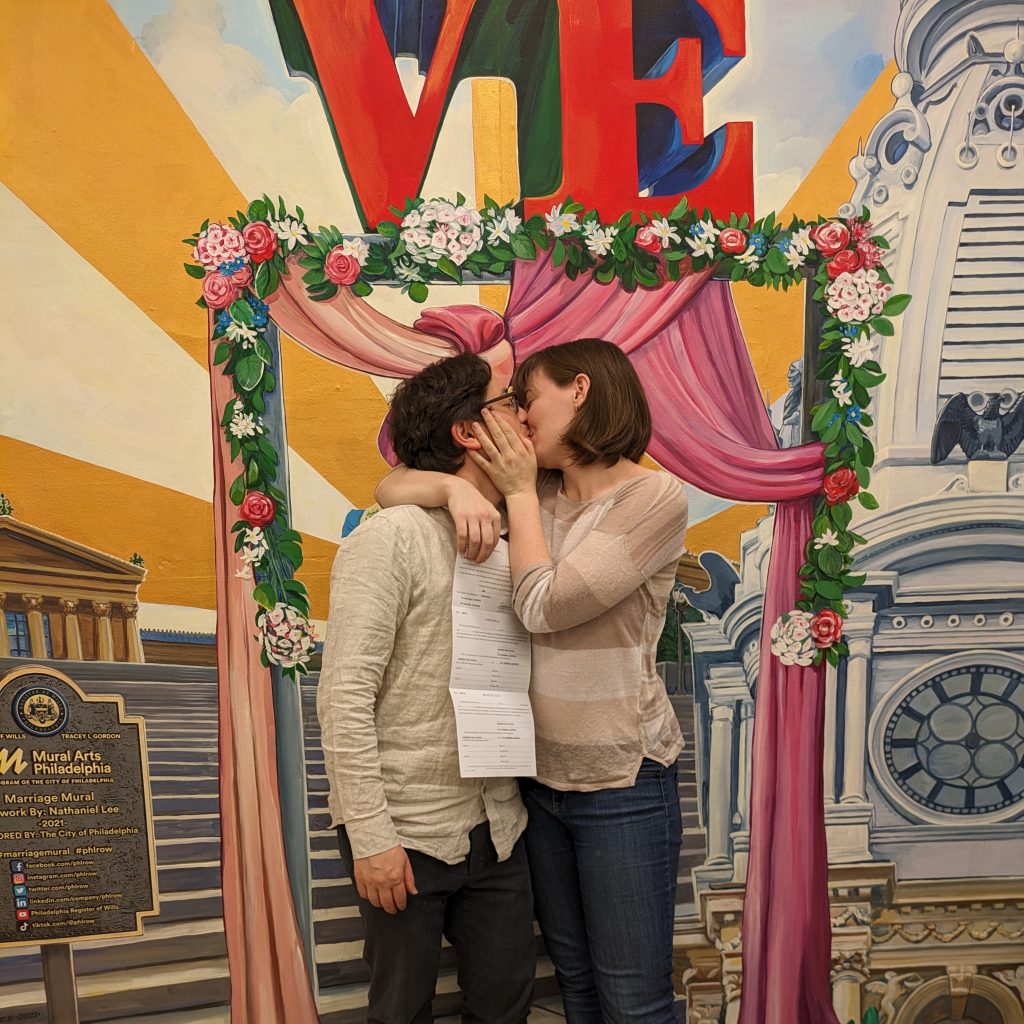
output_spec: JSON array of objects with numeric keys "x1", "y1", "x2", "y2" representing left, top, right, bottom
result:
[{"x1": 681, "y1": 2, "x2": 1024, "y2": 1021}]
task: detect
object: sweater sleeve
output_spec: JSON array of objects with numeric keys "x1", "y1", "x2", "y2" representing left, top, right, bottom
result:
[
  {"x1": 317, "y1": 517, "x2": 411, "y2": 858},
  {"x1": 512, "y1": 475, "x2": 687, "y2": 633}
]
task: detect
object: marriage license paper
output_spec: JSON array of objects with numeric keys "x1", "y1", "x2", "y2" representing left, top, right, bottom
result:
[{"x1": 449, "y1": 539, "x2": 536, "y2": 777}]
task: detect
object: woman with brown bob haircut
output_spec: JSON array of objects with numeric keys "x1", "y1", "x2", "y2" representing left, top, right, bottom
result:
[{"x1": 377, "y1": 338, "x2": 689, "y2": 1024}]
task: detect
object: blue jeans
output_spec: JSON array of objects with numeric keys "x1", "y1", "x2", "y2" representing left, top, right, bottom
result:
[{"x1": 520, "y1": 759, "x2": 682, "y2": 1024}]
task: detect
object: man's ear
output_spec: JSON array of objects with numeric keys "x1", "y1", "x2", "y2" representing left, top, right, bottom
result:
[{"x1": 451, "y1": 419, "x2": 481, "y2": 451}]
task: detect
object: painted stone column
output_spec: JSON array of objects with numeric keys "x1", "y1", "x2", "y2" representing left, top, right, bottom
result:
[
  {"x1": 707, "y1": 701, "x2": 736, "y2": 866},
  {"x1": 122, "y1": 603, "x2": 145, "y2": 664},
  {"x1": 830, "y1": 951, "x2": 868, "y2": 1024},
  {"x1": 0, "y1": 593, "x2": 9, "y2": 658},
  {"x1": 60, "y1": 600, "x2": 83, "y2": 660},
  {"x1": 23, "y1": 594, "x2": 47, "y2": 658},
  {"x1": 736, "y1": 699, "x2": 754, "y2": 828},
  {"x1": 92, "y1": 601, "x2": 114, "y2": 662},
  {"x1": 841, "y1": 624, "x2": 874, "y2": 804}
]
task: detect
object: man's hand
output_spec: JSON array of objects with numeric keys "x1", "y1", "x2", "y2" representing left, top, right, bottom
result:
[
  {"x1": 353, "y1": 845, "x2": 418, "y2": 914},
  {"x1": 447, "y1": 477, "x2": 502, "y2": 563}
]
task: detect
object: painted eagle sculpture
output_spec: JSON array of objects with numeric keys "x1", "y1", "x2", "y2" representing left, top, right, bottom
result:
[{"x1": 930, "y1": 389, "x2": 1024, "y2": 463}]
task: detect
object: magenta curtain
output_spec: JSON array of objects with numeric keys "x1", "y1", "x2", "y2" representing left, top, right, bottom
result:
[{"x1": 211, "y1": 254, "x2": 836, "y2": 1024}]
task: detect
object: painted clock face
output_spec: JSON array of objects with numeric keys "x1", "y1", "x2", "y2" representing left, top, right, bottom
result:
[{"x1": 883, "y1": 664, "x2": 1024, "y2": 815}]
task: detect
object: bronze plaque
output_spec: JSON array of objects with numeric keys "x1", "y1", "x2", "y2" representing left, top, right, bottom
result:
[{"x1": 0, "y1": 666, "x2": 158, "y2": 947}]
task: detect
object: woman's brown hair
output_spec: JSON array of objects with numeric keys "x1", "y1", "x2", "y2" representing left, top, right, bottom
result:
[{"x1": 513, "y1": 338, "x2": 652, "y2": 466}]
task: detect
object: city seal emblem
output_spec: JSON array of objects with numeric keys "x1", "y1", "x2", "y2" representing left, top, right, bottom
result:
[{"x1": 12, "y1": 686, "x2": 70, "y2": 737}]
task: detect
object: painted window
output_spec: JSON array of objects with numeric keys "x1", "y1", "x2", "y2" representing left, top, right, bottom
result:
[{"x1": 5, "y1": 612, "x2": 30, "y2": 658}]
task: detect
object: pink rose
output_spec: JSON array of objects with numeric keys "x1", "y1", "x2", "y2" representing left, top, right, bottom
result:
[
  {"x1": 718, "y1": 228, "x2": 748, "y2": 254},
  {"x1": 202, "y1": 272, "x2": 240, "y2": 310},
  {"x1": 194, "y1": 223, "x2": 246, "y2": 268},
  {"x1": 324, "y1": 246, "x2": 361, "y2": 286},
  {"x1": 231, "y1": 264, "x2": 253, "y2": 288},
  {"x1": 239, "y1": 492, "x2": 276, "y2": 527},
  {"x1": 826, "y1": 248, "x2": 865, "y2": 279},
  {"x1": 242, "y1": 221, "x2": 277, "y2": 263},
  {"x1": 810, "y1": 609, "x2": 843, "y2": 649},
  {"x1": 809, "y1": 220, "x2": 851, "y2": 257},
  {"x1": 634, "y1": 226, "x2": 662, "y2": 253}
]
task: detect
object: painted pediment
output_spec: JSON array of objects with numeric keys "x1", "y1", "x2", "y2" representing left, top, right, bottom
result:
[{"x1": 0, "y1": 516, "x2": 145, "y2": 581}]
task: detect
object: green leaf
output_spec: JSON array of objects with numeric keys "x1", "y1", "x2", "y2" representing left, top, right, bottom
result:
[
  {"x1": 213, "y1": 342, "x2": 232, "y2": 365},
  {"x1": 229, "y1": 474, "x2": 246, "y2": 506},
  {"x1": 246, "y1": 460, "x2": 259, "y2": 485},
  {"x1": 376, "y1": 221, "x2": 399, "y2": 237},
  {"x1": 282, "y1": 576, "x2": 307, "y2": 594},
  {"x1": 229, "y1": 299, "x2": 254, "y2": 326},
  {"x1": 832, "y1": 502, "x2": 853, "y2": 530},
  {"x1": 254, "y1": 338, "x2": 274, "y2": 365},
  {"x1": 409, "y1": 282, "x2": 429, "y2": 303},
  {"x1": 184, "y1": 262, "x2": 206, "y2": 279},
  {"x1": 816, "y1": 580, "x2": 844, "y2": 600},
  {"x1": 552, "y1": 239, "x2": 567, "y2": 267},
  {"x1": 253, "y1": 583, "x2": 277, "y2": 610},
  {"x1": 842, "y1": 573, "x2": 867, "y2": 588},
  {"x1": 351, "y1": 279, "x2": 374, "y2": 298},
  {"x1": 510, "y1": 234, "x2": 537, "y2": 260},
  {"x1": 858, "y1": 491, "x2": 879, "y2": 510},
  {"x1": 254, "y1": 261, "x2": 272, "y2": 298},
  {"x1": 667, "y1": 196, "x2": 688, "y2": 220},
  {"x1": 882, "y1": 293, "x2": 911, "y2": 316},
  {"x1": 234, "y1": 353, "x2": 264, "y2": 391},
  {"x1": 811, "y1": 400, "x2": 838, "y2": 433},
  {"x1": 248, "y1": 199, "x2": 269, "y2": 222},
  {"x1": 818, "y1": 546, "x2": 843, "y2": 577},
  {"x1": 872, "y1": 317, "x2": 895, "y2": 336},
  {"x1": 764, "y1": 247, "x2": 789, "y2": 275},
  {"x1": 278, "y1": 540, "x2": 304, "y2": 569},
  {"x1": 263, "y1": 370, "x2": 276, "y2": 393},
  {"x1": 436, "y1": 255, "x2": 463, "y2": 283}
]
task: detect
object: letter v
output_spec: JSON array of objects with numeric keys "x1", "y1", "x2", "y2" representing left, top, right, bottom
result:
[{"x1": 291, "y1": 0, "x2": 478, "y2": 228}]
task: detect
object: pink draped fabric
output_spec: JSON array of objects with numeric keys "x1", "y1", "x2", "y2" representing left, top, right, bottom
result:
[
  {"x1": 211, "y1": 252, "x2": 836, "y2": 1023},
  {"x1": 207, "y1": 327, "x2": 321, "y2": 1024}
]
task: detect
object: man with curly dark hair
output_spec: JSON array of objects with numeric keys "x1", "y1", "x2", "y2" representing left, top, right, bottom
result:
[{"x1": 317, "y1": 352, "x2": 535, "y2": 1023}]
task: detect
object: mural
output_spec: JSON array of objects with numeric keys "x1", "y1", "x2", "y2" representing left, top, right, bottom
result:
[{"x1": 0, "y1": 1, "x2": 1021, "y2": 1023}]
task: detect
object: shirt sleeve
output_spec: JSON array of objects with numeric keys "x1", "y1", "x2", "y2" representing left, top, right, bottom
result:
[
  {"x1": 317, "y1": 517, "x2": 411, "y2": 858},
  {"x1": 512, "y1": 475, "x2": 687, "y2": 633}
]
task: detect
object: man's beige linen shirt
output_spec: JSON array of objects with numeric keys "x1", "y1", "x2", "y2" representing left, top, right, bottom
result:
[{"x1": 317, "y1": 505, "x2": 526, "y2": 864}]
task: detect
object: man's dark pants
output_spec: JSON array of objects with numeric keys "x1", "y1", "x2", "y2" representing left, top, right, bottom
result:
[{"x1": 338, "y1": 822, "x2": 536, "y2": 1024}]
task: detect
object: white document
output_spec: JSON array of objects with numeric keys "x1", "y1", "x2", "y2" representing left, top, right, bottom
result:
[{"x1": 449, "y1": 539, "x2": 535, "y2": 777}]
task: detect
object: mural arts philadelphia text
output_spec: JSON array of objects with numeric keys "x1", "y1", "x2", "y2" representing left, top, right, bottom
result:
[{"x1": 270, "y1": 0, "x2": 754, "y2": 223}]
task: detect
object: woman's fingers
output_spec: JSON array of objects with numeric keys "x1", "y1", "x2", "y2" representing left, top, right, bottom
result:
[{"x1": 485, "y1": 408, "x2": 526, "y2": 452}]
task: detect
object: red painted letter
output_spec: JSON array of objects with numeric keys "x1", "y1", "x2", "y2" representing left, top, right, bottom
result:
[
  {"x1": 525, "y1": 0, "x2": 753, "y2": 220},
  {"x1": 291, "y1": 0, "x2": 478, "y2": 228}
]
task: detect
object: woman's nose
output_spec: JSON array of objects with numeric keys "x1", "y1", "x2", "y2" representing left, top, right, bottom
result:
[{"x1": 517, "y1": 407, "x2": 528, "y2": 424}]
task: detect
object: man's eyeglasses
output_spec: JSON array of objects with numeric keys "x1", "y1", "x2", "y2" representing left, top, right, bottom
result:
[{"x1": 478, "y1": 389, "x2": 519, "y2": 414}]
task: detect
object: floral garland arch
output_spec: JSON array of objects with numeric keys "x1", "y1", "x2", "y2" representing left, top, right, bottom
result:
[{"x1": 184, "y1": 195, "x2": 910, "y2": 678}]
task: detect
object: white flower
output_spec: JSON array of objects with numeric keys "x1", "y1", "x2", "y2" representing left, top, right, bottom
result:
[
  {"x1": 650, "y1": 217, "x2": 681, "y2": 248},
  {"x1": 226, "y1": 320, "x2": 258, "y2": 347},
  {"x1": 784, "y1": 246, "x2": 806, "y2": 270},
  {"x1": 825, "y1": 268, "x2": 892, "y2": 322},
  {"x1": 342, "y1": 237, "x2": 370, "y2": 266},
  {"x1": 486, "y1": 208, "x2": 523, "y2": 244},
  {"x1": 843, "y1": 335, "x2": 875, "y2": 367},
  {"x1": 448, "y1": 247, "x2": 468, "y2": 266},
  {"x1": 419, "y1": 201, "x2": 439, "y2": 221},
  {"x1": 433, "y1": 202, "x2": 457, "y2": 223},
  {"x1": 685, "y1": 234, "x2": 715, "y2": 259},
  {"x1": 456, "y1": 207, "x2": 481, "y2": 227},
  {"x1": 583, "y1": 223, "x2": 617, "y2": 258},
  {"x1": 736, "y1": 244, "x2": 761, "y2": 268},
  {"x1": 229, "y1": 411, "x2": 262, "y2": 439},
  {"x1": 831, "y1": 373, "x2": 853, "y2": 406},
  {"x1": 257, "y1": 603, "x2": 317, "y2": 669},
  {"x1": 270, "y1": 217, "x2": 308, "y2": 252},
  {"x1": 430, "y1": 229, "x2": 448, "y2": 251},
  {"x1": 788, "y1": 226, "x2": 813, "y2": 255},
  {"x1": 770, "y1": 610, "x2": 816, "y2": 666},
  {"x1": 813, "y1": 529, "x2": 840, "y2": 550},
  {"x1": 235, "y1": 566, "x2": 252, "y2": 579},
  {"x1": 394, "y1": 260, "x2": 424, "y2": 283},
  {"x1": 695, "y1": 218, "x2": 719, "y2": 242},
  {"x1": 401, "y1": 209, "x2": 422, "y2": 229},
  {"x1": 545, "y1": 204, "x2": 579, "y2": 237}
]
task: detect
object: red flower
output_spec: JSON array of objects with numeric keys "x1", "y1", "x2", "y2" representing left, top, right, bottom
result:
[
  {"x1": 634, "y1": 226, "x2": 662, "y2": 253},
  {"x1": 857, "y1": 239, "x2": 883, "y2": 269},
  {"x1": 231, "y1": 264, "x2": 254, "y2": 288},
  {"x1": 826, "y1": 248, "x2": 865, "y2": 279},
  {"x1": 324, "y1": 247, "x2": 361, "y2": 286},
  {"x1": 809, "y1": 220, "x2": 851, "y2": 257},
  {"x1": 811, "y1": 609, "x2": 843, "y2": 648},
  {"x1": 718, "y1": 228, "x2": 748, "y2": 254},
  {"x1": 239, "y1": 492, "x2": 276, "y2": 527},
  {"x1": 202, "y1": 272, "x2": 240, "y2": 310},
  {"x1": 242, "y1": 221, "x2": 278, "y2": 264},
  {"x1": 822, "y1": 468, "x2": 860, "y2": 506}
]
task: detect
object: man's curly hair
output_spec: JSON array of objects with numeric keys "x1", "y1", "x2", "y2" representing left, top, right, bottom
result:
[{"x1": 388, "y1": 353, "x2": 492, "y2": 473}]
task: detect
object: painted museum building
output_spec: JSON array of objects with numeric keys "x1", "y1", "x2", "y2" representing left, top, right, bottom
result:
[
  {"x1": 0, "y1": 503, "x2": 146, "y2": 664},
  {"x1": 678, "y1": 2, "x2": 1024, "y2": 1022}
]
